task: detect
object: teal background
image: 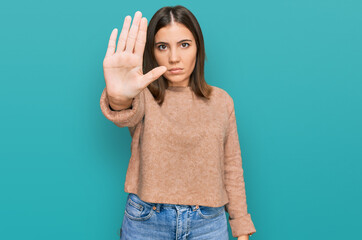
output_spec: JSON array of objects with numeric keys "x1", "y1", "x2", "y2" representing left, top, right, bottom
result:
[{"x1": 0, "y1": 0, "x2": 361, "y2": 239}]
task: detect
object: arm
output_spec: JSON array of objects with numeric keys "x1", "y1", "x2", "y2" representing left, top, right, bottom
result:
[
  {"x1": 99, "y1": 87, "x2": 145, "y2": 128},
  {"x1": 224, "y1": 98, "x2": 256, "y2": 238},
  {"x1": 238, "y1": 235, "x2": 251, "y2": 240}
]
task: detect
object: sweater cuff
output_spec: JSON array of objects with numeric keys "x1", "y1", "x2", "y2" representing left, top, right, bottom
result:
[
  {"x1": 99, "y1": 88, "x2": 143, "y2": 128},
  {"x1": 228, "y1": 213, "x2": 256, "y2": 237}
]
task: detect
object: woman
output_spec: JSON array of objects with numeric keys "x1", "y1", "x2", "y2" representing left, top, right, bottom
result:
[{"x1": 100, "y1": 5, "x2": 256, "y2": 240}]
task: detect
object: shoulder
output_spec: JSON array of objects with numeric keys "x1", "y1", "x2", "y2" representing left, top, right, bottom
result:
[
  {"x1": 210, "y1": 85, "x2": 233, "y2": 102},
  {"x1": 209, "y1": 85, "x2": 235, "y2": 114}
]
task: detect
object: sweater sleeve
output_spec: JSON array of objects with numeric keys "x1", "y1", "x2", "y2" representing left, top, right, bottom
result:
[
  {"x1": 224, "y1": 98, "x2": 256, "y2": 237},
  {"x1": 99, "y1": 87, "x2": 145, "y2": 128}
]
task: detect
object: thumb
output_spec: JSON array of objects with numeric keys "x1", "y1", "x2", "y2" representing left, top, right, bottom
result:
[{"x1": 142, "y1": 66, "x2": 167, "y2": 85}]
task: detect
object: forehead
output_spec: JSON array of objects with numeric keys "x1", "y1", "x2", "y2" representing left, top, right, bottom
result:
[{"x1": 155, "y1": 22, "x2": 195, "y2": 41}]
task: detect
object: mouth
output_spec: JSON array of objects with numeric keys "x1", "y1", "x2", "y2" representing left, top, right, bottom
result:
[{"x1": 168, "y1": 68, "x2": 183, "y2": 74}]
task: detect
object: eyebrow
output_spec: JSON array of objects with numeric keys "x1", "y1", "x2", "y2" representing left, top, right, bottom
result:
[{"x1": 155, "y1": 39, "x2": 192, "y2": 45}]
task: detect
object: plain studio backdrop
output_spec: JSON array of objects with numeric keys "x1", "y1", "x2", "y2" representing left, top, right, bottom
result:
[{"x1": 0, "y1": 0, "x2": 361, "y2": 239}]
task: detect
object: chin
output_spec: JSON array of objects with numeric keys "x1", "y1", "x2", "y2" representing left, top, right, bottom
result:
[{"x1": 165, "y1": 76, "x2": 182, "y2": 82}]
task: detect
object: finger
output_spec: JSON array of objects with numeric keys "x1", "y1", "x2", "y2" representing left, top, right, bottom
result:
[
  {"x1": 134, "y1": 17, "x2": 147, "y2": 58},
  {"x1": 105, "y1": 28, "x2": 118, "y2": 57},
  {"x1": 142, "y1": 66, "x2": 167, "y2": 85},
  {"x1": 116, "y1": 15, "x2": 132, "y2": 53},
  {"x1": 125, "y1": 11, "x2": 142, "y2": 53}
]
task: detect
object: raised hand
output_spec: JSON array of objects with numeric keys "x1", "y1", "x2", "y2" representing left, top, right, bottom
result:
[{"x1": 103, "y1": 11, "x2": 167, "y2": 106}]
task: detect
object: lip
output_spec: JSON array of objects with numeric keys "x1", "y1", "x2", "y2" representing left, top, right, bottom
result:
[{"x1": 168, "y1": 68, "x2": 183, "y2": 74}]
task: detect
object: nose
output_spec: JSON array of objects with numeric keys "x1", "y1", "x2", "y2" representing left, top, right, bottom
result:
[{"x1": 169, "y1": 48, "x2": 180, "y2": 63}]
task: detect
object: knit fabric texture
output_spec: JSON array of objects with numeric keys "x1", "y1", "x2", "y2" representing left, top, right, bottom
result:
[{"x1": 99, "y1": 85, "x2": 256, "y2": 237}]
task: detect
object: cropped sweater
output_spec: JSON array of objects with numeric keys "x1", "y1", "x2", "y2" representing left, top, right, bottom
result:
[{"x1": 99, "y1": 85, "x2": 256, "y2": 237}]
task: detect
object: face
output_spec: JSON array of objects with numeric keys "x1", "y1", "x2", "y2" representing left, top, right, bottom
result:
[{"x1": 154, "y1": 22, "x2": 197, "y2": 87}]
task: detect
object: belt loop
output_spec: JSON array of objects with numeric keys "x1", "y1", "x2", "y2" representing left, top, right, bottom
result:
[{"x1": 156, "y1": 203, "x2": 161, "y2": 213}]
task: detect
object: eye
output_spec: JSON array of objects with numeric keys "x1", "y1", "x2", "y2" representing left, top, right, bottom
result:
[
  {"x1": 157, "y1": 44, "x2": 167, "y2": 50},
  {"x1": 181, "y1": 43, "x2": 190, "y2": 48}
]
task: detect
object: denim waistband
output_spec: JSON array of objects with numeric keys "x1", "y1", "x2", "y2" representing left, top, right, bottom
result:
[
  {"x1": 154, "y1": 202, "x2": 200, "y2": 212},
  {"x1": 129, "y1": 193, "x2": 201, "y2": 213}
]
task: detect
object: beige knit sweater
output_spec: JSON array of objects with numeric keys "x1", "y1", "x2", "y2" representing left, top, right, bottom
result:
[{"x1": 99, "y1": 85, "x2": 256, "y2": 237}]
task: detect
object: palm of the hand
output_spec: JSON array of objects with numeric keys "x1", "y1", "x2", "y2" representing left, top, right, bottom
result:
[
  {"x1": 102, "y1": 11, "x2": 167, "y2": 103},
  {"x1": 103, "y1": 53, "x2": 143, "y2": 99}
]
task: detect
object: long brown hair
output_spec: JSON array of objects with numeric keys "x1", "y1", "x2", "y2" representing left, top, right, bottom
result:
[{"x1": 143, "y1": 5, "x2": 213, "y2": 105}]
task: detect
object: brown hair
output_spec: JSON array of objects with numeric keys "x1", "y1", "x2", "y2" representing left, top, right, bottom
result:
[{"x1": 143, "y1": 5, "x2": 213, "y2": 105}]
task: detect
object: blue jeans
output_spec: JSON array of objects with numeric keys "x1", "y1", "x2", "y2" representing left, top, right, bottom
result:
[{"x1": 120, "y1": 193, "x2": 229, "y2": 240}]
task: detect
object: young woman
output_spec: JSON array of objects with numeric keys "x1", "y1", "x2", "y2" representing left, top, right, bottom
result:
[{"x1": 100, "y1": 5, "x2": 256, "y2": 240}]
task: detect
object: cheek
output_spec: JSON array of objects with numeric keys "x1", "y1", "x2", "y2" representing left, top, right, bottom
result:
[
  {"x1": 186, "y1": 51, "x2": 197, "y2": 69},
  {"x1": 154, "y1": 52, "x2": 166, "y2": 64}
]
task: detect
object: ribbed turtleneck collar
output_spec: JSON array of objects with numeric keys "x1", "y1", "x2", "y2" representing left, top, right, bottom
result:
[{"x1": 166, "y1": 86, "x2": 192, "y2": 92}]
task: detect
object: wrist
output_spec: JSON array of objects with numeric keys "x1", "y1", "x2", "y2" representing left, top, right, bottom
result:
[
  {"x1": 108, "y1": 96, "x2": 133, "y2": 111},
  {"x1": 237, "y1": 234, "x2": 250, "y2": 240}
]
